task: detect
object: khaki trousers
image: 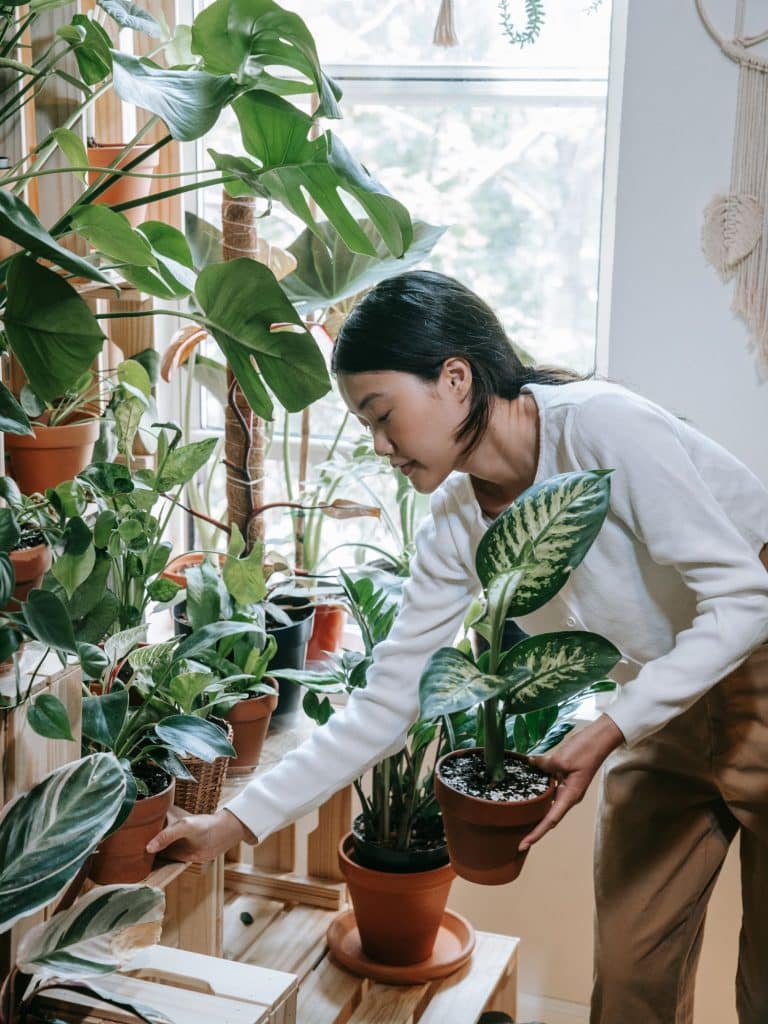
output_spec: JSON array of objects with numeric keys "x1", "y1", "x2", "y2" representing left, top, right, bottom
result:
[{"x1": 592, "y1": 642, "x2": 768, "y2": 1024}]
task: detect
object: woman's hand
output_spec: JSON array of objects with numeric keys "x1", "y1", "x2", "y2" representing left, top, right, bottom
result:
[
  {"x1": 519, "y1": 713, "x2": 625, "y2": 851},
  {"x1": 146, "y1": 808, "x2": 256, "y2": 863}
]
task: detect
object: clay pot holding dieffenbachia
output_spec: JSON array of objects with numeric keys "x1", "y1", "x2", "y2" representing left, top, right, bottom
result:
[{"x1": 419, "y1": 470, "x2": 621, "y2": 885}]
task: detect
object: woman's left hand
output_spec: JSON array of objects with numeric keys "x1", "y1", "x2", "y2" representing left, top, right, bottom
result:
[{"x1": 519, "y1": 714, "x2": 625, "y2": 851}]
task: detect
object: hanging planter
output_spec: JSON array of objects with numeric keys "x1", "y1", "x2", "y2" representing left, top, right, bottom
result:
[
  {"x1": 87, "y1": 143, "x2": 160, "y2": 229},
  {"x1": 5, "y1": 418, "x2": 100, "y2": 495}
]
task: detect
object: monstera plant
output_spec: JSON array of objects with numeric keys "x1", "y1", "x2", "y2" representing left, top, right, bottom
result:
[
  {"x1": 0, "y1": 753, "x2": 166, "y2": 1023},
  {"x1": 0, "y1": 0, "x2": 414, "y2": 434},
  {"x1": 419, "y1": 470, "x2": 621, "y2": 885}
]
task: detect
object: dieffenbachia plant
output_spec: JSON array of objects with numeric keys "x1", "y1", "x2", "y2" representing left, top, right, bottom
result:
[{"x1": 419, "y1": 470, "x2": 622, "y2": 783}]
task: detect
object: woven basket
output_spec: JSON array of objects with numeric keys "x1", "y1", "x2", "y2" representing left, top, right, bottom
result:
[{"x1": 174, "y1": 718, "x2": 234, "y2": 815}]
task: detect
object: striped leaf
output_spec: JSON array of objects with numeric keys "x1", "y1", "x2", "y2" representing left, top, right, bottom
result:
[
  {"x1": 419, "y1": 647, "x2": 531, "y2": 720},
  {"x1": 17, "y1": 884, "x2": 164, "y2": 981},
  {"x1": 498, "y1": 631, "x2": 621, "y2": 714},
  {"x1": 475, "y1": 470, "x2": 612, "y2": 617},
  {"x1": 0, "y1": 754, "x2": 127, "y2": 933}
]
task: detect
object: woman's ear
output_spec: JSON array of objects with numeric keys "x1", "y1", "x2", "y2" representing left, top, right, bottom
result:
[{"x1": 442, "y1": 357, "x2": 472, "y2": 400}]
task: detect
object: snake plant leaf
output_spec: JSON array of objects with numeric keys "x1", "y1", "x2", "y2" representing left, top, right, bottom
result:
[
  {"x1": 0, "y1": 380, "x2": 32, "y2": 435},
  {"x1": 154, "y1": 714, "x2": 235, "y2": 760},
  {"x1": 282, "y1": 218, "x2": 446, "y2": 314},
  {"x1": 419, "y1": 647, "x2": 532, "y2": 721},
  {"x1": 0, "y1": 753, "x2": 127, "y2": 933},
  {"x1": 28, "y1": 693, "x2": 75, "y2": 742},
  {"x1": 498, "y1": 631, "x2": 622, "y2": 714},
  {"x1": 476, "y1": 470, "x2": 613, "y2": 617},
  {"x1": 111, "y1": 51, "x2": 237, "y2": 141},
  {"x1": 4, "y1": 256, "x2": 106, "y2": 402},
  {"x1": 191, "y1": 0, "x2": 341, "y2": 118},
  {"x1": 82, "y1": 689, "x2": 129, "y2": 749},
  {"x1": 97, "y1": 0, "x2": 163, "y2": 37},
  {"x1": 17, "y1": 883, "x2": 164, "y2": 981},
  {"x1": 233, "y1": 91, "x2": 412, "y2": 257},
  {"x1": 195, "y1": 258, "x2": 330, "y2": 417},
  {"x1": 70, "y1": 206, "x2": 157, "y2": 268}
]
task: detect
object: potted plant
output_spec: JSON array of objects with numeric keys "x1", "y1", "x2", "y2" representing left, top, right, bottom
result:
[
  {"x1": 0, "y1": 753, "x2": 166, "y2": 1023},
  {"x1": 419, "y1": 470, "x2": 622, "y2": 885},
  {"x1": 86, "y1": 138, "x2": 161, "y2": 229}
]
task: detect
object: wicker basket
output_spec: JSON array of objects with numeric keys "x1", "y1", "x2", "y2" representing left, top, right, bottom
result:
[{"x1": 173, "y1": 719, "x2": 234, "y2": 815}]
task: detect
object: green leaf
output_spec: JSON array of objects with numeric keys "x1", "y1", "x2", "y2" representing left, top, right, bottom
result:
[
  {"x1": 68, "y1": 553, "x2": 111, "y2": 618},
  {"x1": 17, "y1": 883, "x2": 164, "y2": 981},
  {"x1": 97, "y1": 0, "x2": 163, "y2": 36},
  {"x1": 207, "y1": 150, "x2": 270, "y2": 199},
  {"x1": 75, "y1": 592, "x2": 120, "y2": 645},
  {"x1": 195, "y1": 258, "x2": 330, "y2": 417},
  {"x1": 165, "y1": 671, "x2": 214, "y2": 714},
  {"x1": 498, "y1": 631, "x2": 622, "y2": 714},
  {"x1": 146, "y1": 541, "x2": 172, "y2": 576},
  {"x1": 118, "y1": 358, "x2": 152, "y2": 398},
  {"x1": 147, "y1": 578, "x2": 181, "y2": 602},
  {"x1": 93, "y1": 510, "x2": 118, "y2": 548},
  {"x1": 69, "y1": 14, "x2": 113, "y2": 85},
  {"x1": 476, "y1": 470, "x2": 613, "y2": 617},
  {"x1": 0, "y1": 381, "x2": 33, "y2": 436},
  {"x1": 185, "y1": 561, "x2": 222, "y2": 630},
  {"x1": 52, "y1": 128, "x2": 89, "y2": 183},
  {"x1": 302, "y1": 688, "x2": 334, "y2": 725},
  {"x1": 120, "y1": 221, "x2": 196, "y2": 300},
  {"x1": 78, "y1": 462, "x2": 134, "y2": 496},
  {"x1": 52, "y1": 516, "x2": 96, "y2": 598},
  {"x1": 223, "y1": 534, "x2": 266, "y2": 606},
  {"x1": 173, "y1": 620, "x2": 265, "y2": 661},
  {"x1": 4, "y1": 256, "x2": 106, "y2": 402},
  {"x1": 0, "y1": 508, "x2": 20, "y2": 552},
  {"x1": 0, "y1": 554, "x2": 15, "y2": 607},
  {"x1": 76, "y1": 642, "x2": 110, "y2": 681},
  {"x1": 111, "y1": 51, "x2": 237, "y2": 142},
  {"x1": 418, "y1": 647, "x2": 531, "y2": 720},
  {"x1": 156, "y1": 436, "x2": 217, "y2": 490},
  {"x1": 283, "y1": 218, "x2": 446, "y2": 314},
  {"x1": 154, "y1": 714, "x2": 235, "y2": 760},
  {"x1": 54, "y1": 479, "x2": 87, "y2": 517},
  {"x1": 82, "y1": 690, "x2": 129, "y2": 749},
  {"x1": 0, "y1": 754, "x2": 127, "y2": 933},
  {"x1": 28, "y1": 693, "x2": 75, "y2": 742},
  {"x1": 233, "y1": 91, "x2": 412, "y2": 257},
  {"x1": 71, "y1": 206, "x2": 157, "y2": 267},
  {"x1": 103, "y1": 625, "x2": 148, "y2": 666},
  {"x1": 23, "y1": 589, "x2": 77, "y2": 652}
]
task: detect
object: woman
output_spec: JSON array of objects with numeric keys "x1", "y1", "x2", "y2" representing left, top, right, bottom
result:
[{"x1": 148, "y1": 271, "x2": 768, "y2": 1023}]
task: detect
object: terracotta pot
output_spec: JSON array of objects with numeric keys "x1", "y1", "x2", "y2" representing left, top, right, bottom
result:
[
  {"x1": 6, "y1": 419, "x2": 100, "y2": 495},
  {"x1": 9, "y1": 542, "x2": 51, "y2": 604},
  {"x1": 87, "y1": 144, "x2": 161, "y2": 228},
  {"x1": 434, "y1": 749, "x2": 556, "y2": 885},
  {"x1": 306, "y1": 602, "x2": 346, "y2": 661},
  {"x1": 226, "y1": 684, "x2": 279, "y2": 772},
  {"x1": 338, "y1": 832, "x2": 455, "y2": 966},
  {"x1": 88, "y1": 776, "x2": 175, "y2": 884},
  {"x1": 161, "y1": 552, "x2": 225, "y2": 590}
]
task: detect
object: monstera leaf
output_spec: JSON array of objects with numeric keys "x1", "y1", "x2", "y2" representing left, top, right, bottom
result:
[
  {"x1": 419, "y1": 647, "x2": 531, "y2": 721},
  {"x1": 476, "y1": 470, "x2": 612, "y2": 617}
]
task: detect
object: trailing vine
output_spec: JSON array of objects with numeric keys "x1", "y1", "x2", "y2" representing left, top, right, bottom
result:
[{"x1": 498, "y1": 0, "x2": 545, "y2": 48}]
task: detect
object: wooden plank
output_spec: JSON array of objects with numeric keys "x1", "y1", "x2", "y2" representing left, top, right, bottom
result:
[
  {"x1": 125, "y1": 943, "x2": 297, "y2": 1015},
  {"x1": 35, "y1": 975, "x2": 267, "y2": 1023},
  {"x1": 297, "y1": 953, "x2": 364, "y2": 1024},
  {"x1": 224, "y1": 893, "x2": 285, "y2": 961},
  {"x1": 175, "y1": 855, "x2": 224, "y2": 957},
  {"x1": 307, "y1": 788, "x2": 352, "y2": 882},
  {"x1": 416, "y1": 933, "x2": 519, "y2": 1024},
  {"x1": 241, "y1": 904, "x2": 334, "y2": 979},
  {"x1": 226, "y1": 862, "x2": 346, "y2": 911},
  {"x1": 346, "y1": 981, "x2": 428, "y2": 1024},
  {"x1": 251, "y1": 824, "x2": 296, "y2": 873}
]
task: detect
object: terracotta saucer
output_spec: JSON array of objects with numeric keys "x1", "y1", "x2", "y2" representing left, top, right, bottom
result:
[{"x1": 326, "y1": 908, "x2": 476, "y2": 985}]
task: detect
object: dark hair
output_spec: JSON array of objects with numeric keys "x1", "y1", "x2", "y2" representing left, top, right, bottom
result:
[{"x1": 332, "y1": 270, "x2": 585, "y2": 454}]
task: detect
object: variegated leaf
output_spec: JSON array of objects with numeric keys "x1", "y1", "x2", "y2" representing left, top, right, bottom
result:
[
  {"x1": 475, "y1": 470, "x2": 612, "y2": 616},
  {"x1": 17, "y1": 884, "x2": 164, "y2": 981},
  {"x1": 498, "y1": 631, "x2": 621, "y2": 714},
  {"x1": 479, "y1": 569, "x2": 524, "y2": 653},
  {"x1": 0, "y1": 754, "x2": 127, "y2": 933},
  {"x1": 419, "y1": 647, "x2": 531, "y2": 720}
]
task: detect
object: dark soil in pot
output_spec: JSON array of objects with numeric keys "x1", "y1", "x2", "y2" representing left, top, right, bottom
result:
[
  {"x1": 351, "y1": 813, "x2": 449, "y2": 873},
  {"x1": 266, "y1": 597, "x2": 315, "y2": 716},
  {"x1": 435, "y1": 749, "x2": 556, "y2": 886}
]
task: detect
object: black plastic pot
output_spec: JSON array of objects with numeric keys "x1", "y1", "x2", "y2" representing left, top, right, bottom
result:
[
  {"x1": 351, "y1": 814, "x2": 450, "y2": 873},
  {"x1": 267, "y1": 596, "x2": 315, "y2": 716},
  {"x1": 173, "y1": 600, "x2": 192, "y2": 638}
]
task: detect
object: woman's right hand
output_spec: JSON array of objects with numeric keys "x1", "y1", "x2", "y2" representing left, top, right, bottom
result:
[{"x1": 146, "y1": 808, "x2": 256, "y2": 863}]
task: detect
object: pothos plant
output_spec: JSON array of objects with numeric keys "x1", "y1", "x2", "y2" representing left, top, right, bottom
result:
[
  {"x1": 419, "y1": 470, "x2": 622, "y2": 785},
  {"x1": 0, "y1": 753, "x2": 166, "y2": 1024}
]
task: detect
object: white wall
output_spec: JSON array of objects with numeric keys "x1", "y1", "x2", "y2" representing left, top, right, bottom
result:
[{"x1": 449, "y1": 3, "x2": 762, "y2": 1020}]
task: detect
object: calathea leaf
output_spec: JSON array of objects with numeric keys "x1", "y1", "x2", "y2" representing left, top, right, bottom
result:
[
  {"x1": 82, "y1": 689, "x2": 129, "y2": 749},
  {"x1": 153, "y1": 714, "x2": 235, "y2": 760}
]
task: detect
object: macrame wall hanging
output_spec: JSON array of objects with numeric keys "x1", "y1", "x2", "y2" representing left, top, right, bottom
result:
[{"x1": 697, "y1": 0, "x2": 768, "y2": 371}]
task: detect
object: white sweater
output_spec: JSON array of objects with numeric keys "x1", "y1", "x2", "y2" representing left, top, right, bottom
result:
[{"x1": 225, "y1": 380, "x2": 768, "y2": 842}]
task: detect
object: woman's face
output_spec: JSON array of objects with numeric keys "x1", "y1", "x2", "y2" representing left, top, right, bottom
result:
[{"x1": 337, "y1": 362, "x2": 471, "y2": 493}]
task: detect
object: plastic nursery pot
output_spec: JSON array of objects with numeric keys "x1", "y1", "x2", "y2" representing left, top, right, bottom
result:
[
  {"x1": 87, "y1": 143, "x2": 161, "y2": 229},
  {"x1": 267, "y1": 597, "x2": 315, "y2": 716},
  {"x1": 351, "y1": 814, "x2": 450, "y2": 874},
  {"x1": 88, "y1": 772, "x2": 175, "y2": 885},
  {"x1": 226, "y1": 682, "x2": 279, "y2": 773},
  {"x1": 434, "y1": 748, "x2": 557, "y2": 886},
  {"x1": 172, "y1": 599, "x2": 193, "y2": 638},
  {"x1": 338, "y1": 832, "x2": 455, "y2": 966},
  {"x1": 5, "y1": 419, "x2": 100, "y2": 495},
  {"x1": 306, "y1": 602, "x2": 346, "y2": 662},
  {"x1": 8, "y1": 538, "x2": 51, "y2": 605}
]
